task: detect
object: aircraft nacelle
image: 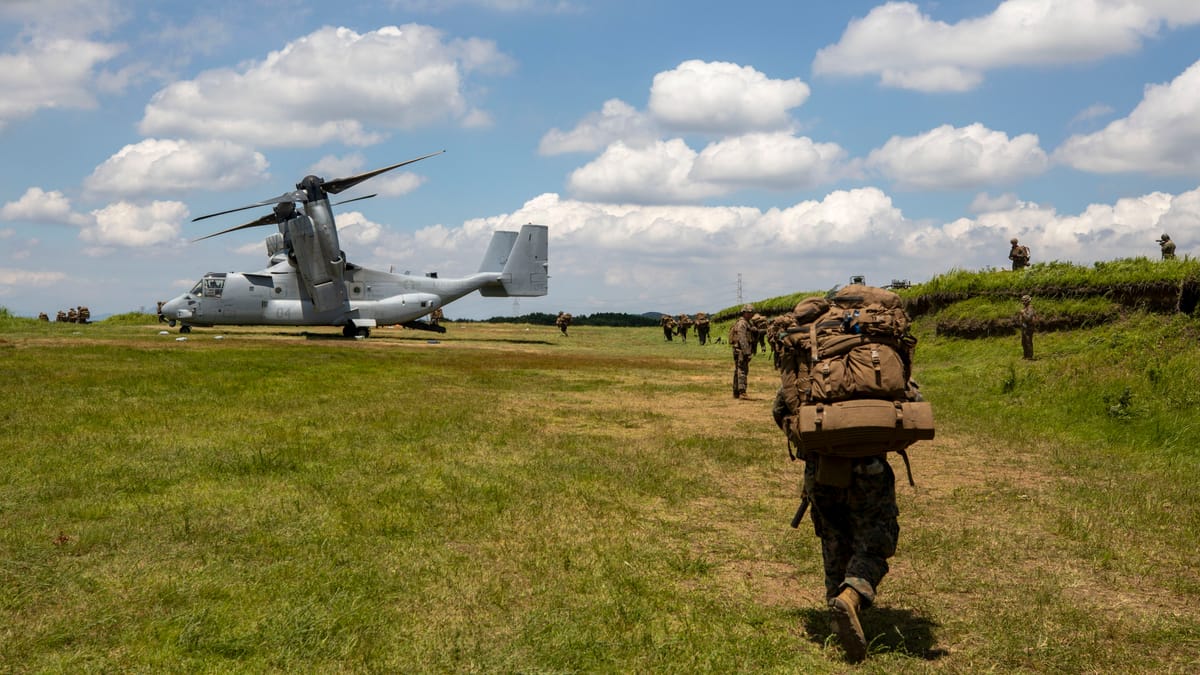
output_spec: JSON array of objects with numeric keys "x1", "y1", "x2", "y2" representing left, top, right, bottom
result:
[{"x1": 284, "y1": 212, "x2": 348, "y2": 313}]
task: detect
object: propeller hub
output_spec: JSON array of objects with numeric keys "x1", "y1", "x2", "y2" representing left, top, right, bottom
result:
[{"x1": 297, "y1": 175, "x2": 326, "y2": 202}]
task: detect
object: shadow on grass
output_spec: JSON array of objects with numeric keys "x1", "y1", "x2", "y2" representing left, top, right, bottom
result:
[{"x1": 799, "y1": 605, "x2": 947, "y2": 661}]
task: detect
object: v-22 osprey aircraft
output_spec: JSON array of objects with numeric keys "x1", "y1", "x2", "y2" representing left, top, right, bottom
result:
[{"x1": 159, "y1": 152, "x2": 548, "y2": 338}]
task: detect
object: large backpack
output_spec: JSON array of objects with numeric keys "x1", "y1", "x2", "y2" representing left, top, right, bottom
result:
[{"x1": 776, "y1": 285, "x2": 934, "y2": 484}]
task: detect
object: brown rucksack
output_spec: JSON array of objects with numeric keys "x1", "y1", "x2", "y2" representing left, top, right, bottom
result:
[{"x1": 776, "y1": 285, "x2": 934, "y2": 483}]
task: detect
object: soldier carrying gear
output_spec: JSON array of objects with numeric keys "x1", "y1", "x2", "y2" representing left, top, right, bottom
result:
[
  {"x1": 1008, "y1": 237, "x2": 1031, "y2": 270},
  {"x1": 66, "y1": 307, "x2": 78, "y2": 323},
  {"x1": 1157, "y1": 233, "x2": 1176, "y2": 260},
  {"x1": 730, "y1": 304, "x2": 756, "y2": 398},
  {"x1": 555, "y1": 311, "x2": 572, "y2": 336},
  {"x1": 77, "y1": 306, "x2": 90, "y2": 324},
  {"x1": 660, "y1": 313, "x2": 676, "y2": 341},
  {"x1": 675, "y1": 313, "x2": 693, "y2": 342},
  {"x1": 1019, "y1": 295, "x2": 1036, "y2": 360},
  {"x1": 694, "y1": 312, "x2": 711, "y2": 345}
]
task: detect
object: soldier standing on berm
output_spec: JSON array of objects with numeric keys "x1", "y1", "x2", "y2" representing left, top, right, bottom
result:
[
  {"x1": 1008, "y1": 237, "x2": 1031, "y2": 270},
  {"x1": 730, "y1": 304, "x2": 755, "y2": 399},
  {"x1": 1019, "y1": 295, "x2": 1036, "y2": 360},
  {"x1": 1158, "y1": 233, "x2": 1176, "y2": 260}
]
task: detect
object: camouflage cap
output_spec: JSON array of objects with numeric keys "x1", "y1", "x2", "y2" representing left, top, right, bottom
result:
[
  {"x1": 741, "y1": 304, "x2": 754, "y2": 313},
  {"x1": 1160, "y1": 233, "x2": 1170, "y2": 240},
  {"x1": 1021, "y1": 294, "x2": 1032, "y2": 303}
]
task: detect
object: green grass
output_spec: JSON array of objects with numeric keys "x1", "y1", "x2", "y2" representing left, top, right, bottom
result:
[{"x1": 2, "y1": 316, "x2": 1200, "y2": 671}]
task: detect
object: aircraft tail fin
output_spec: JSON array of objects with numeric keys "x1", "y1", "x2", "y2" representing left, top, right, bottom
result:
[
  {"x1": 479, "y1": 223, "x2": 548, "y2": 297},
  {"x1": 477, "y1": 230, "x2": 518, "y2": 273}
]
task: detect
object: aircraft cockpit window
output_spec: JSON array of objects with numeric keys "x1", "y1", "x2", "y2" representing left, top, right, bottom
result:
[
  {"x1": 190, "y1": 281, "x2": 203, "y2": 296},
  {"x1": 202, "y1": 277, "x2": 225, "y2": 298}
]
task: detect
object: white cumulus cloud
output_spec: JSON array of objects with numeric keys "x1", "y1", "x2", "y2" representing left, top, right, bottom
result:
[
  {"x1": 83, "y1": 138, "x2": 269, "y2": 199},
  {"x1": 1054, "y1": 59, "x2": 1200, "y2": 174},
  {"x1": 84, "y1": 200, "x2": 187, "y2": 247},
  {"x1": 813, "y1": 0, "x2": 1200, "y2": 92},
  {"x1": 648, "y1": 60, "x2": 810, "y2": 134},
  {"x1": 139, "y1": 25, "x2": 513, "y2": 147},
  {"x1": 0, "y1": 187, "x2": 90, "y2": 226},
  {"x1": 866, "y1": 123, "x2": 1049, "y2": 190},
  {"x1": 691, "y1": 132, "x2": 850, "y2": 189},
  {"x1": 539, "y1": 99, "x2": 658, "y2": 155},
  {"x1": 0, "y1": 38, "x2": 124, "y2": 130},
  {"x1": 566, "y1": 140, "x2": 726, "y2": 204}
]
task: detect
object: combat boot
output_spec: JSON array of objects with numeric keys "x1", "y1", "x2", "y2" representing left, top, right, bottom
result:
[{"x1": 829, "y1": 586, "x2": 867, "y2": 662}]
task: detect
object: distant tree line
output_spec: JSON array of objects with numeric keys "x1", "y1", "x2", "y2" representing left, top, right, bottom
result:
[{"x1": 464, "y1": 312, "x2": 660, "y2": 327}]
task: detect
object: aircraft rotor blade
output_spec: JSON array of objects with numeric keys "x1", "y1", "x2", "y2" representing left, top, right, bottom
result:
[
  {"x1": 191, "y1": 211, "x2": 283, "y2": 242},
  {"x1": 322, "y1": 150, "x2": 445, "y2": 195},
  {"x1": 191, "y1": 190, "x2": 308, "y2": 223},
  {"x1": 331, "y1": 193, "x2": 377, "y2": 207}
]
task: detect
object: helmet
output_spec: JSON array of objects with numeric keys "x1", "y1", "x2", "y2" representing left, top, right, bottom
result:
[
  {"x1": 1021, "y1": 294, "x2": 1031, "y2": 303},
  {"x1": 741, "y1": 304, "x2": 754, "y2": 313},
  {"x1": 1161, "y1": 233, "x2": 1170, "y2": 241},
  {"x1": 1010, "y1": 238, "x2": 1019, "y2": 244}
]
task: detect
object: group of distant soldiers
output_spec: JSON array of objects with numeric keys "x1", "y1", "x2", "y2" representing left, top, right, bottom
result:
[
  {"x1": 1008, "y1": 233, "x2": 1180, "y2": 270},
  {"x1": 38, "y1": 306, "x2": 90, "y2": 323},
  {"x1": 659, "y1": 312, "x2": 714, "y2": 345}
]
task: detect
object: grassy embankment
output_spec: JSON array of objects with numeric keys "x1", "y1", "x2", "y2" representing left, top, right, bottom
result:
[{"x1": 1, "y1": 270, "x2": 1199, "y2": 672}]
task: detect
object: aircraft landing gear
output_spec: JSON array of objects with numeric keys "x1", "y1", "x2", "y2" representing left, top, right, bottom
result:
[
  {"x1": 343, "y1": 325, "x2": 369, "y2": 338},
  {"x1": 180, "y1": 325, "x2": 192, "y2": 334}
]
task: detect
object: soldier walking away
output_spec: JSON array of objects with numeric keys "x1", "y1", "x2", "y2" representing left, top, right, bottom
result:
[
  {"x1": 730, "y1": 304, "x2": 755, "y2": 399},
  {"x1": 660, "y1": 314, "x2": 676, "y2": 341},
  {"x1": 1019, "y1": 295, "x2": 1036, "y2": 360},
  {"x1": 430, "y1": 307, "x2": 444, "y2": 327},
  {"x1": 1158, "y1": 233, "x2": 1176, "y2": 260},
  {"x1": 66, "y1": 307, "x2": 78, "y2": 323},
  {"x1": 38, "y1": 312, "x2": 49, "y2": 322},
  {"x1": 694, "y1": 312, "x2": 711, "y2": 345},
  {"x1": 157, "y1": 300, "x2": 167, "y2": 323},
  {"x1": 676, "y1": 313, "x2": 692, "y2": 342},
  {"x1": 77, "y1": 306, "x2": 90, "y2": 324},
  {"x1": 1008, "y1": 237, "x2": 1031, "y2": 270},
  {"x1": 555, "y1": 311, "x2": 572, "y2": 336},
  {"x1": 770, "y1": 284, "x2": 926, "y2": 663}
]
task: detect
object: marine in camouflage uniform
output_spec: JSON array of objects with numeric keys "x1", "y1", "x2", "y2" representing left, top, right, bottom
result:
[
  {"x1": 694, "y1": 312, "x2": 711, "y2": 345},
  {"x1": 676, "y1": 313, "x2": 692, "y2": 342},
  {"x1": 730, "y1": 304, "x2": 755, "y2": 398},
  {"x1": 660, "y1": 314, "x2": 676, "y2": 341},
  {"x1": 772, "y1": 393, "x2": 902, "y2": 663},
  {"x1": 1019, "y1": 295, "x2": 1035, "y2": 360},
  {"x1": 1008, "y1": 237, "x2": 1030, "y2": 270},
  {"x1": 1158, "y1": 233, "x2": 1176, "y2": 260},
  {"x1": 555, "y1": 311, "x2": 572, "y2": 336},
  {"x1": 750, "y1": 313, "x2": 768, "y2": 354}
]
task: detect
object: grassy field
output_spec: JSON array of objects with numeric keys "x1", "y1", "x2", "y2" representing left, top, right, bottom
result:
[{"x1": 2, "y1": 316, "x2": 1199, "y2": 672}]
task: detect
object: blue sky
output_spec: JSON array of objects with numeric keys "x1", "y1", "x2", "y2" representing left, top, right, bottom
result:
[{"x1": 2, "y1": 0, "x2": 1199, "y2": 319}]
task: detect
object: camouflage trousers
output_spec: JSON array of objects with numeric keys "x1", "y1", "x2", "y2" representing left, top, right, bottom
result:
[
  {"x1": 1021, "y1": 328, "x2": 1034, "y2": 360},
  {"x1": 804, "y1": 456, "x2": 899, "y2": 606},
  {"x1": 732, "y1": 353, "x2": 751, "y2": 396}
]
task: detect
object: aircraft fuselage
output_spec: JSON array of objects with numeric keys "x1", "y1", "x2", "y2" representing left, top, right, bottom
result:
[{"x1": 161, "y1": 260, "x2": 500, "y2": 329}]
